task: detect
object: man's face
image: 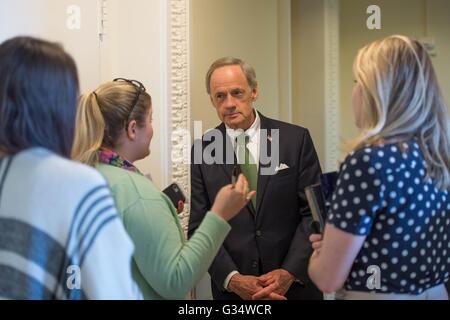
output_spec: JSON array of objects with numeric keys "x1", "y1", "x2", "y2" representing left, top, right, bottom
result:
[{"x1": 209, "y1": 65, "x2": 258, "y2": 130}]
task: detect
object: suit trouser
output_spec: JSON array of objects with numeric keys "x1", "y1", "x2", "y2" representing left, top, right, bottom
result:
[{"x1": 339, "y1": 284, "x2": 448, "y2": 300}]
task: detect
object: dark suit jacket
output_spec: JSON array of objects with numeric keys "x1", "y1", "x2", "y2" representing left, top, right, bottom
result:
[{"x1": 188, "y1": 113, "x2": 323, "y2": 300}]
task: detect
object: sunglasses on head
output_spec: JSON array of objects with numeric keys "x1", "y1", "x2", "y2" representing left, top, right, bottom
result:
[{"x1": 113, "y1": 78, "x2": 147, "y2": 130}]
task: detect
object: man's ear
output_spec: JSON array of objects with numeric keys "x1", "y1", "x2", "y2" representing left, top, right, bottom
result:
[
  {"x1": 126, "y1": 120, "x2": 138, "y2": 141},
  {"x1": 251, "y1": 87, "x2": 259, "y2": 101}
]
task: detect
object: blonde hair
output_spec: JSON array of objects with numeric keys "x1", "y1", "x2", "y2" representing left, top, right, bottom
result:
[
  {"x1": 72, "y1": 81, "x2": 151, "y2": 166},
  {"x1": 351, "y1": 35, "x2": 450, "y2": 190}
]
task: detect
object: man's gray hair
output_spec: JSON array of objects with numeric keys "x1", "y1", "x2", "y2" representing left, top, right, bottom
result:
[{"x1": 205, "y1": 57, "x2": 257, "y2": 94}]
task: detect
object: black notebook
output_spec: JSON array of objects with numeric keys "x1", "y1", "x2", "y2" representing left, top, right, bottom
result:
[{"x1": 305, "y1": 172, "x2": 338, "y2": 233}]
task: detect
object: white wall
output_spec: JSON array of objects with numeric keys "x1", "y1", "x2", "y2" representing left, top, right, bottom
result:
[
  {"x1": 0, "y1": 0, "x2": 100, "y2": 93},
  {"x1": 102, "y1": 0, "x2": 168, "y2": 189},
  {"x1": 0, "y1": 0, "x2": 169, "y2": 188}
]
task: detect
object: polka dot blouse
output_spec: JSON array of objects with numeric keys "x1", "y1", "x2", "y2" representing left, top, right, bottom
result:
[{"x1": 327, "y1": 140, "x2": 450, "y2": 294}]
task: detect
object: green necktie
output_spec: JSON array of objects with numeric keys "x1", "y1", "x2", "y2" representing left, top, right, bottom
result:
[{"x1": 237, "y1": 134, "x2": 258, "y2": 209}]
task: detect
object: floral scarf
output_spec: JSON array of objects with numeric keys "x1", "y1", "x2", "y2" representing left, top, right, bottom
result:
[{"x1": 98, "y1": 149, "x2": 143, "y2": 175}]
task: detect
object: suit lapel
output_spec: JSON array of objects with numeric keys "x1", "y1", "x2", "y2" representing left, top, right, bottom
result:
[
  {"x1": 256, "y1": 113, "x2": 273, "y2": 216},
  {"x1": 218, "y1": 124, "x2": 234, "y2": 181}
]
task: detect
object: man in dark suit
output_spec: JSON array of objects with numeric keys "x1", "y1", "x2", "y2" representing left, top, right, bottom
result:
[{"x1": 189, "y1": 57, "x2": 323, "y2": 300}]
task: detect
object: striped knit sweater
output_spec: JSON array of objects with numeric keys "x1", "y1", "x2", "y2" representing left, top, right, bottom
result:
[{"x1": 0, "y1": 148, "x2": 141, "y2": 300}]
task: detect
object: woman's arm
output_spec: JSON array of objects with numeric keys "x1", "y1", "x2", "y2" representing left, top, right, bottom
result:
[
  {"x1": 308, "y1": 223, "x2": 366, "y2": 293},
  {"x1": 124, "y1": 198, "x2": 230, "y2": 300}
]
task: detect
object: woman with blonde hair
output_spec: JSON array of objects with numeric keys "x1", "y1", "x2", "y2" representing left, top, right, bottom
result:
[
  {"x1": 308, "y1": 35, "x2": 450, "y2": 300},
  {"x1": 72, "y1": 79, "x2": 259, "y2": 300},
  {"x1": 257, "y1": 35, "x2": 449, "y2": 300}
]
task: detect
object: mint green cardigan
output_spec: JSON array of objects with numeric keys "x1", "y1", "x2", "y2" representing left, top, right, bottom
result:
[{"x1": 97, "y1": 163, "x2": 231, "y2": 300}]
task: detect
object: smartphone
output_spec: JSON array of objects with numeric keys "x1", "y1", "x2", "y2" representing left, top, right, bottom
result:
[
  {"x1": 162, "y1": 183, "x2": 187, "y2": 210},
  {"x1": 305, "y1": 171, "x2": 338, "y2": 233},
  {"x1": 305, "y1": 184, "x2": 326, "y2": 233}
]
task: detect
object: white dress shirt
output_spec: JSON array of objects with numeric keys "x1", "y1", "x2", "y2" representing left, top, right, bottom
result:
[{"x1": 225, "y1": 110, "x2": 261, "y2": 169}]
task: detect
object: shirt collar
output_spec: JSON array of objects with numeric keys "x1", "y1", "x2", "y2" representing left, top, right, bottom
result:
[{"x1": 225, "y1": 110, "x2": 260, "y2": 143}]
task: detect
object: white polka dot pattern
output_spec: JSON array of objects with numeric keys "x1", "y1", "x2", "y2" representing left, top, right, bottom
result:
[{"x1": 327, "y1": 140, "x2": 450, "y2": 294}]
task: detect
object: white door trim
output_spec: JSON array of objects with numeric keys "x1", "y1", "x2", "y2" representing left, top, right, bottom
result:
[
  {"x1": 324, "y1": 0, "x2": 340, "y2": 172},
  {"x1": 168, "y1": 0, "x2": 191, "y2": 230}
]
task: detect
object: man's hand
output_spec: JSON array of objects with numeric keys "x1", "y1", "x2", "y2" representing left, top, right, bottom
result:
[
  {"x1": 229, "y1": 274, "x2": 287, "y2": 300},
  {"x1": 252, "y1": 269, "x2": 295, "y2": 300},
  {"x1": 253, "y1": 283, "x2": 288, "y2": 300},
  {"x1": 228, "y1": 274, "x2": 263, "y2": 300}
]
